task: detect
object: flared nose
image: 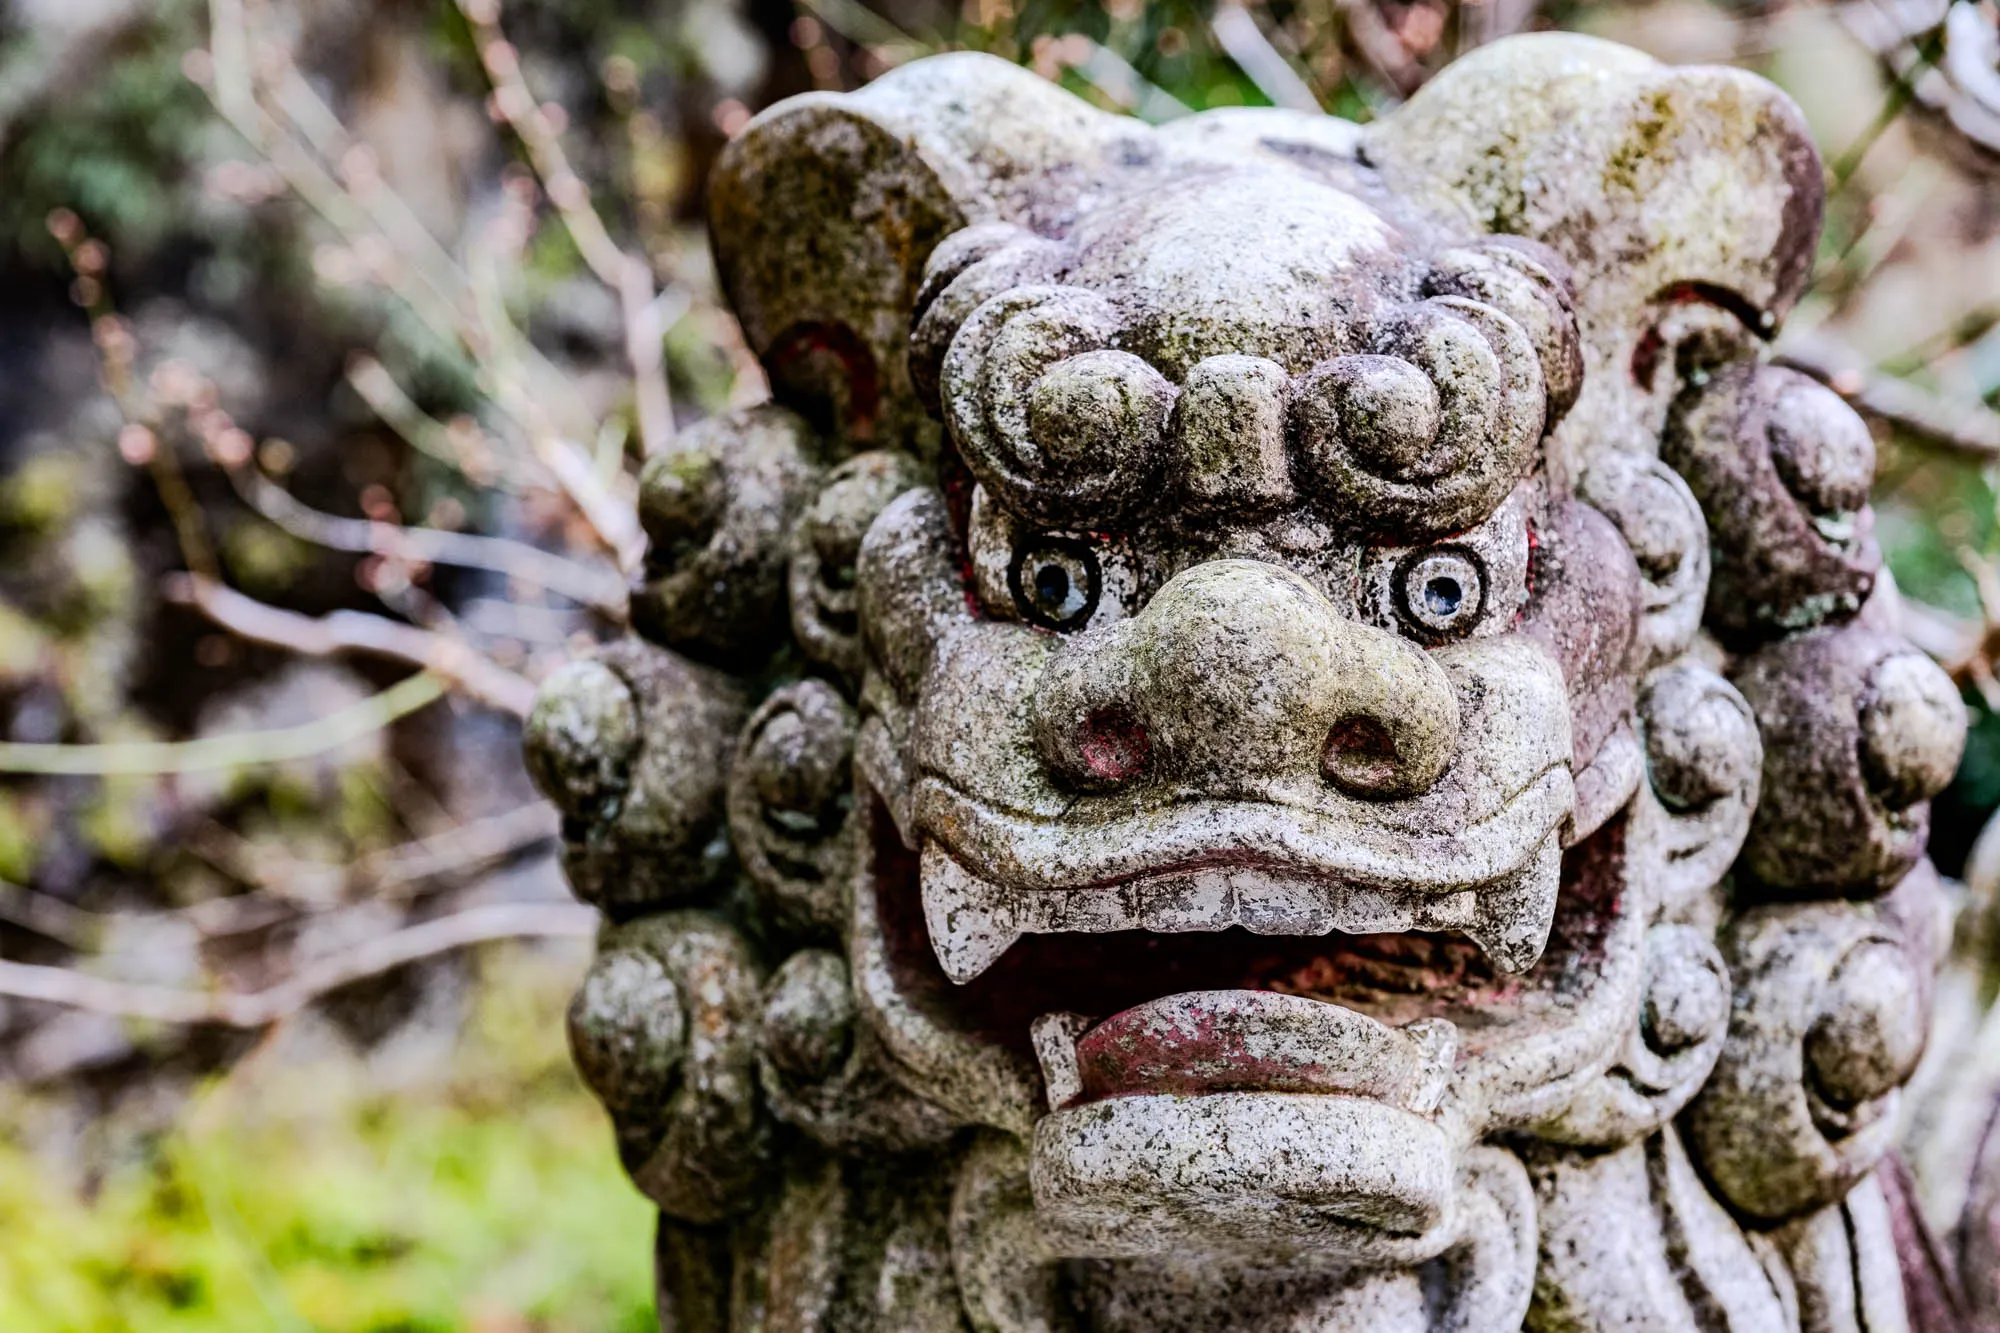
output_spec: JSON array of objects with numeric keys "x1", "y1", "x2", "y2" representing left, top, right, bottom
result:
[{"x1": 1033, "y1": 559, "x2": 1461, "y2": 799}]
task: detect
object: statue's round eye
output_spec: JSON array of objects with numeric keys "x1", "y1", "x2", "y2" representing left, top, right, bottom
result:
[
  {"x1": 1396, "y1": 548, "x2": 1485, "y2": 639},
  {"x1": 1008, "y1": 537, "x2": 1101, "y2": 632}
]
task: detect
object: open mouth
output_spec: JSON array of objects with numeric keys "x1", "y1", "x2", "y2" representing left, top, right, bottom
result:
[
  {"x1": 916, "y1": 839, "x2": 1555, "y2": 1114},
  {"x1": 913, "y1": 766, "x2": 1571, "y2": 987},
  {"x1": 869, "y1": 772, "x2": 1595, "y2": 1111},
  {"x1": 859, "y1": 787, "x2": 1628, "y2": 1254}
]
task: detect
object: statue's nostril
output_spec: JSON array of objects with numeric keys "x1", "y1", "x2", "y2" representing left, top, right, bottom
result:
[
  {"x1": 1324, "y1": 716, "x2": 1399, "y2": 797},
  {"x1": 1078, "y1": 707, "x2": 1150, "y2": 785}
]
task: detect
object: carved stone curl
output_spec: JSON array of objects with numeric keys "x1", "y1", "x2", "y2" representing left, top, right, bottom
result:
[{"x1": 524, "y1": 639, "x2": 743, "y2": 913}]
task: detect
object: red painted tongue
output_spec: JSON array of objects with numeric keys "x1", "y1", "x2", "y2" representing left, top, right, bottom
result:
[{"x1": 1073, "y1": 989, "x2": 1428, "y2": 1101}]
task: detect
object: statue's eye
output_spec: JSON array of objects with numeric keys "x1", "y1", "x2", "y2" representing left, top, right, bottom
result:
[
  {"x1": 1009, "y1": 536, "x2": 1101, "y2": 632},
  {"x1": 1396, "y1": 548, "x2": 1485, "y2": 640}
]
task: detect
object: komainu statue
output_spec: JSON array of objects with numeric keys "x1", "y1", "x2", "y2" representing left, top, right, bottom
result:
[{"x1": 523, "y1": 32, "x2": 1990, "y2": 1331}]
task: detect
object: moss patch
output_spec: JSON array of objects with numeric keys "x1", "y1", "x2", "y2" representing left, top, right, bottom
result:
[{"x1": 0, "y1": 946, "x2": 656, "y2": 1333}]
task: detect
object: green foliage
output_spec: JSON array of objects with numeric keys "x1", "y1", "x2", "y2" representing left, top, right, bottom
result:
[
  {"x1": 0, "y1": 792, "x2": 44, "y2": 883},
  {"x1": 1008, "y1": 0, "x2": 1274, "y2": 113},
  {"x1": 77, "y1": 772, "x2": 158, "y2": 870},
  {"x1": 0, "y1": 1, "x2": 213, "y2": 265},
  {"x1": 1877, "y1": 443, "x2": 2000, "y2": 869},
  {"x1": 1876, "y1": 446, "x2": 1996, "y2": 618},
  {"x1": 0, "y1": 455, "x2": 84, "y2": 534},
  {"x1": 0, "y1": 949, "x2": 657, "y2": 1333},
  {"x1": 219, "y1": 520, "x2": 317, "y2": 601}
]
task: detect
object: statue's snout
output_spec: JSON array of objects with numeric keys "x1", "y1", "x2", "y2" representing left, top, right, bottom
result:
[{"x1": 1032, "y1": 559, "x2": 1462, "y2": 799}]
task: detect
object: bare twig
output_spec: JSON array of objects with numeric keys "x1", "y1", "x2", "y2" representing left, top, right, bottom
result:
[
  {"x1": 1880, "y1": 304, "x2": 2000, "y2": 377},
  {"x1": 203, "y1": 59, "x2": 474, "y2": 351},
  {"x1": 465, "y1": 220, "x2": 648, "y2": 567},
  {"x1": 200, "y1": 0, "x2": 644, "y2": 564},
  {"x1": 0, "y1": 882, "x2": 102, "y2": 951},
  {"x1": 361, "y1": 801, "x2": 557, "y2": 888},
  {"x1": 270, "y1": 64, "x2": 486, "y2": 336},
  {"x1": 1829, "y1": 19, "x2": 1946, "y2": 188},
  {"x1": 1901, "y1": 594, "x2": 1984, "y2": 666},
  {"x1": 1778, "y1": 335, "x2": 2000, "y2": 457},
  {"x1": 191, "y1": 800, "x2": 560, "y2": 909},
  {"x1": 1808, "y1": 156, "x2": 1946, "y2": 308},
  {"x1": 0, "y1": 902, "x2": 597, "y2": 1028},
  {"x1": 795, "y1": 0, "x2": 929, "y2": 56},
  {"x1": 1070, "y1": 40, "x2": 1191, "y2": 122},
  {"x1": 0, "y1": 877, "x2": 276, "y2": 951},
  {"x1": 1211, "y1": 4, "x2": 1324, "y2": 112},
  {"x1": 1899, "y1": 570, "x2": 2000, "y2": 709},
  {"x1": 459, "y1": 597, "x2": 589, "y2": 643},
  {"x1": 48, "y1": 217, "x2": 222, "y2": 583},
  {"x1": 0, "y1": 802, "x2": 561, "y2": 954},
  {"x1": 621, "y1": 261, "x2": 678, "y2": 460},
  {"x1": 0, "y1": 671, "x2": 446, "y2": 777},
  {"x1": 169, "y1": 575, "x2": 538, "y2": 717},
  {"x1": 206, "y1": 0, "x2": 254, "y2": 136},
  {"x1": 1336, "y1": 0, "x2": 1423, "y2": 100},
  {"x1": 343, "y1": 354, "x2": 522, "y2": 489},
  {"x1": 225, "y1": 465, "x2": 625, "y2": 613},
  {"x1": 1841, "y1": 0, "x2": 2000, "y2": 161},
  {"x1": 457, "y1": 0, "x2": 678, "y2": 457}
]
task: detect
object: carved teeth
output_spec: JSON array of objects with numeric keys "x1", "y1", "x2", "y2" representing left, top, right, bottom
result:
[
  {"x1": 1030, "y1": 1011, "x2": 1096, "y2": 1111},
  {"x1": 921, "y1": 842, "x2": 1022, "y2": 983},
  {"x1": 1401, "y1": 1017, "x2": 1459, "y2": 1116},
  {"x1": 1458, "y1": 833, "x2": 1563, "y2": 974},
  {"x1": 920, "y1": 834, "x2": 1565, "y2": 983}
]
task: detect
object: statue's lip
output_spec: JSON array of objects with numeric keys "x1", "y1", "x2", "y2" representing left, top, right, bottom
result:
[
  {"x1": 1033, "y1": 989, "x2": 1460, "y2": 1111},
  {"x1": 912, "y1": 765, "x2": 1572, "y2": 898}
]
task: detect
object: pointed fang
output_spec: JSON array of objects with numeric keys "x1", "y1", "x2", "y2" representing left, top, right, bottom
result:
[
  {"x1": 920, "y1": 842, "x2": 1023, "y2": 984},
  {"x1": 1460, "y1": 834, "x2": 1563, "y2": 975}
]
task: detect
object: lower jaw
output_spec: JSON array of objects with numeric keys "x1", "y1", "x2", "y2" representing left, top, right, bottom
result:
[
  {"x1": 1026, "y1": 978, "x2": 1475, "y2": 1261},
  {"x1": 876, "y1": 823, "x2": 1541, "y2": 1056},
  {"x1": 1029, "y1": 1090, "x2": 1477, "y2": 1262}
]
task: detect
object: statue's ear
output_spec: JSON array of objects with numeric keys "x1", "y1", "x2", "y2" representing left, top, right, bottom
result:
[
  {"x1": 708, "y1": 54, "x2": 1123, "y2": 457},
  {"x1": 1362, "y1": 34, "x2": 1823, "y2": 483}
]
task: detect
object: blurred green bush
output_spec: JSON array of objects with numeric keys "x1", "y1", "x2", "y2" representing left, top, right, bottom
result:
[{"x1": 0, "y1": 946, "x2": 654, "y2": 1333}]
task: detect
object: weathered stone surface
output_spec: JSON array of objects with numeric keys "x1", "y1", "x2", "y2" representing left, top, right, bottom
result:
[
  {"x1": 1361, "y1": 34, "x2": 1824, "y2": 494},
  {"x1": 523, "y1": 638, "x2": 745, "y2": 912},
  {"x1": 522, "y1": 30, "x2": 1994, "y2": 1332},
  {"x1": 728, "y1": 679, "x2": 857, "y2": 937},
  {"x1": 580, "y1": 911, "x2": 768, "y2": 1223},
  {"x1": 630, "y1": 404, "x2": 821, "y2": 664},
  {"x1": 1684, "y1": 887, "x2": 1936, "y2": 1223},
  {"x1": 789, "y1": 449, "x2": 926, "y2": 683},
  {"x1": 1733, "y1": 623, "x2": 1964, "y2": 896},
  {"x1": 1664, "y1": 363, "x2": 1881, "y2": 645}
]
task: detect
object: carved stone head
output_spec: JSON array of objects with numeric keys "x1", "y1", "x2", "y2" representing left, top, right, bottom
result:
[{"x1": 527, "y1": 34, "x2": 1971, "y2": 1331}]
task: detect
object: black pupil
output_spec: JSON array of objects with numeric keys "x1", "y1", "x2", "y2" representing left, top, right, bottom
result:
[
  {"x1": 1035, "y1": 563, "x2": 1072, "y2": 607},
  {"x1": 1424, "y1": 576, "x2": 1462, "y2": 617}
]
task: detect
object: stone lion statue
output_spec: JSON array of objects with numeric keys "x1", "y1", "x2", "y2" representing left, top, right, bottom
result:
[{"x1": 522, "y1": 33, "x2": 1990, "y2": 1331}]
